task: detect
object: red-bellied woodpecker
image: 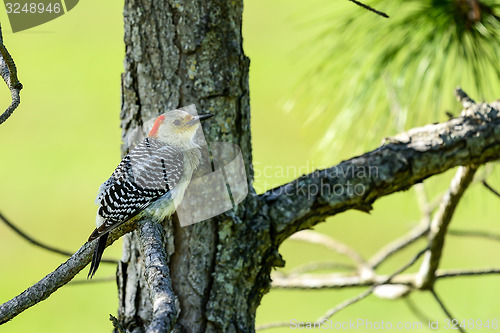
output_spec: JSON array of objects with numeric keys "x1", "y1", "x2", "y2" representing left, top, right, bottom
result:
[{"x1": 87, "y1": 110, "x2": 213, "y2": 278}]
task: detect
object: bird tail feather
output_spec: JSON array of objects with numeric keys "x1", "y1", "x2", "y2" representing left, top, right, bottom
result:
[{"x1": 88, "y1": 232, "x2": 109, "y2": 279}]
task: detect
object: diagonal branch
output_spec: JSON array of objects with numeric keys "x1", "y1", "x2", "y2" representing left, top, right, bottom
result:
[
  {"x1": 448, "y1": 228, "x2": 500, "y2": 242},
  {"x1": 317, "y1": 247, "x2": 426, "y2": 322},
  {"x1": 414, "y1": 90, "x2": 482, "y2": 290},
  {"x1": 258, "y1": 248, "x2": 428, "y2": 330},
  {"x1": 138, "y1": 220, "x2": 178, "y2": 333},
  {"x1": 368, "y1": 222, "x2": 428, "y2": 269},
  {"x1": 271, "y1": 266, "x2": 500, "y2": 290},
  {"x1": 348, "y1": 0, "x2": 389, "y2": 18},
  {"x1": 482, "y1": 180, "x2": 500, "y2": 199},
  {"x1": 287, "y1": 261, "x2": 356, "y2": 276},
  {"x1": 0, "y1": 211, "x2": 117, "y2": 264},
  {"x1": 416, "y1": 165, "x2": 477, "y2": 289},
  {"x1": 290, "y1": 230, "x2": 372, "y2": 276},
  {"x1": 431, "y1": 289, "x2": 466, "y2": 333},
  {"x1": 263, "y1": 95, "x2": 500, "y2": 245},
  {"x1": 0, "y1": 23, "x2": 22, "y2": 125},
  {"x1": 0, "y1": 219, "x2": 138, "y2": 325}
]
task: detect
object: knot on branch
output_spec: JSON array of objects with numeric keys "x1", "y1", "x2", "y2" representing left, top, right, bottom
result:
[{"x1": 456, "y1": 87, "x2": 500, "y2": 120}]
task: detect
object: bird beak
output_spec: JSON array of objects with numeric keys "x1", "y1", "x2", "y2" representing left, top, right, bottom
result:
[
  {"x1": 186, "y1": 114, "x2": 214, "y2": 127},
  {"x1": 197, "y1": 114, "x2": 214, "y2": 122}
]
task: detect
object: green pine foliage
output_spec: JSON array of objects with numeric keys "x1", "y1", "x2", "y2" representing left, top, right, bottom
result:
[{"x1": 294, "y1": 0, "x2": 500, "y2": 160}]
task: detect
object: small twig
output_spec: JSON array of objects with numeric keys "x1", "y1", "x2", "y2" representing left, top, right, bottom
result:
[
  {"x1": 404, "y1": 297, "x2": 434, "y2": 324},
  {"x1": 68, "y1": 276, "x2": 116, "y2": 285},
  {"x1": 436, "y1": 267, "x2": 500, "y2": 279},
  {"x1": 367, "y1": 185, "x2": 432, "y2": 268},
  {"x1": 0, "y1": 211, "x2": 117, "y2": 264},
  {"x1": 291, "y1": 230, "x2": 372, "y2": 275},
  {"x1": 348, "y1": 0, "x2": 389, "y2": 18},
  {"x1": 0, "y1": 219, "x2": 138, "y2": 324},
  {"x1": 455, "y1": 87, "x2": 476, "y2": 109},
  {"x1": 430, "y1": 288, "x2": 465, "y2": 333},
  {"x1": 316, "y1": 247, "x2": 428, "y2": 323},
  {"x1": 256, "y1": 321, "x2": 291, "y2": 331},
  {"x1": 287, "y1": 261, "x2": 356, "y2": 276},
  {"x1": 110, "y1": 314, "x2": 127, "y2": 333},
  {"x1": 448, "y1": 228, "x2": 500, "y2": 242},
  {"x1": 0, "y1": 43, "x2": 21, "y2": 90},
  {"x1": 0, "y1": 23, "x2": 22, "y2": 125},
  {"x1": 272, "y1": 272, "x2": 384, "y2": 289},
  {"x1": 138, "y1": 219, "x2": 178, "y2": 333},
  {"x1": 414, "y1": 183, "x2": 431, "y2": 218},
  {"x1": 417, "y1": 166, "x2": 477, "y2": 289},
  {"x1": 369, "y1": 222, "x2": 428, "y2": 269},
  {"x1": 261, "y1": 252, "x2": 430, "y2": 332},
  {"x1": 271, "y1": 266, "x2": 500, "y2": 290},
  {"x1": 482, "y1": 180, "x2": 500, "y2": 199}
]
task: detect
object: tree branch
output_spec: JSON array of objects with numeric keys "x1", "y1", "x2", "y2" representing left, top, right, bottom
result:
[
  {"x1": 271, "y1": 266, "x2": 500, "y2": 290},
  {"x1": 416, "y1": 165, "x2": 477, "y2": 289},
  {"x1": 290, "y1": 230, "x2": 372, "y2": 277},
  {"x1": 266, "y1": 249, "x2": 427, "y2": 331},
  {"x1": 137, "y1": 220, "x2": 178, "y2": 333},
  {"x1": 431, "y1": 288, "x2": 465, "y2": 333},
  {"x1": 368, "y1": 222, "x2": 428, "y2": 269},
  {"x1": 287, "y1": 261, "x2": 356, "y2": 276},
  {"x1": 448, "y1": 228, "x2": 500, "y2": 242},
  {"x1": 315, "y1": 248, "x2": 427, "y2": 323},
  {"x1": 0, "y1": 23, "x2": 22, "y2": 125},
  {"x1": 0, "y1": 220, "x2": 138, "y2": 324},
  {"x1": 263, "y1": 94, "x2": 500, "y2": 244},
  {"x1": 482, "y1": 180, "x2": 500, "y2": 199},
  {"x1": 348, "y1": 0, "x2": 389, "y2": 18},
  {"x1": 0, "y1": 211, "x2": 117, "y2": 264}
]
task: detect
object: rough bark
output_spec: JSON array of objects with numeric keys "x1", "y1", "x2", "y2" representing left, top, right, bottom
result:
[
  {"x1": 265, "y1": 101, "x2": 500, "y2": 244},
  {"x1": 118, "y1": 1, "x2": 260, "y2": 332},
  {"x1": 0, "y1": 0, "x2": 499, "y2": 329},
  {"x1": 116, "y1": 1, "x2": 500, "y2": 333}
]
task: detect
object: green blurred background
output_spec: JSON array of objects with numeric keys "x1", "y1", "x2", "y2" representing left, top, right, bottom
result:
[{"x1": 0, "y1": 0, "x2": 499, "y2": 332}]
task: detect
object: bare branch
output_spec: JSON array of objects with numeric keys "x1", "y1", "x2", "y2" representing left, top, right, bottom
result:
[
  {"x1": 0, "y1": 211, "x2": 117, "y2": 264},
  {"x1": 271, "y1": 266, "x2": 500, "y2": 290},
  {"x1": 290, "y1": 230, "x2": 372, "y2": 275},
  {"x1": 261, "y1": 248, "x2": 427, "y2": 330},
  {"x1": 265, "y1": 248, "x2": 495, "y2": 330},
  {"x1": 272, "y1": 272, "x2": 414, "y2": 289},
  {"x1": 256, "y1": 321, "x2": 291, "y2": 331},
  {"x1": 0, "y1": 219, "x2": 138, "y2": 324},
  {"x1": 436, "y1": 267, "x2": 500, "y2": 279},
  {"x1": 482, "y1": 180, "x2": 500, "y2": 199},
  {"x1": 369, "y1": 222, "x2": 429, "y2": 269},
  {"x1": 110, "y1": 314, "x2": 127, "y2": 333},
  {"x1": 138, "y1": 220, "x2": 178, "y2": 333},
  {"x1": 431, "y1": 288, "x2": 466, "y2": 333},
  {"x1": 317, "y1": 247, "x2": 427, "y2": 322},
  {"x1": 0, "y1": 23, "x2": 22, "y2": 125},
  {"x1": 68, "y1": 276, "x2": 116, "y2": 285},
  {"x1": 348, "y1": 0, "x2": 389, "y2": 18},
  {"x1": 455, "y1": 87, "x2": 476, "y2": 109},
  {"x1": 368, "y1": 184, "x2": 434, "y2": 269},
  {"x1": 287, "y1": 261, "x2": 356, "y2": 276},
  {"x1": 448, "y1": 228, "x2": 500, "y2": 242},
  {"x1": 417, "y1": 165, "x2": 477, "y2": 289},
  {"x1": 264, "y1": 97, "x2": 500, "y2": 244},
  {"x1": 414, "y1": 183, "x2": 431, "y2": 219},
  {"x1": 404, "y1": 297, "x2": 434, "y2": 324}
]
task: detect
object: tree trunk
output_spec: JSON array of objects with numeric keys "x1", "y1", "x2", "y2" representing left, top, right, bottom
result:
[{"x1": 118, "y1": 1, "x2": 273, "y2": 332}]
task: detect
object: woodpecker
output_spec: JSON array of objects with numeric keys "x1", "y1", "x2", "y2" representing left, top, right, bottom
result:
[{"x1": 87, "y1": 110, "x2": 213, "y2": 278}]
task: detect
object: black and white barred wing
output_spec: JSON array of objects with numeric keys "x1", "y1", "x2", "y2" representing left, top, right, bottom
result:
[{"x1": 89, "y1": 138, "x2": 184, "y2": 240}]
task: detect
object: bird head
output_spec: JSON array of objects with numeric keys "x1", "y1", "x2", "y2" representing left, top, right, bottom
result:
[{"x1": 148, "y1": 110, "x2": 213, "y2": 148}]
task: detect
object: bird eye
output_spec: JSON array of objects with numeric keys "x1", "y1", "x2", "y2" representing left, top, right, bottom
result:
[{"x1": 173, "y1": 120, "x2": 181, "y2": 126}]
